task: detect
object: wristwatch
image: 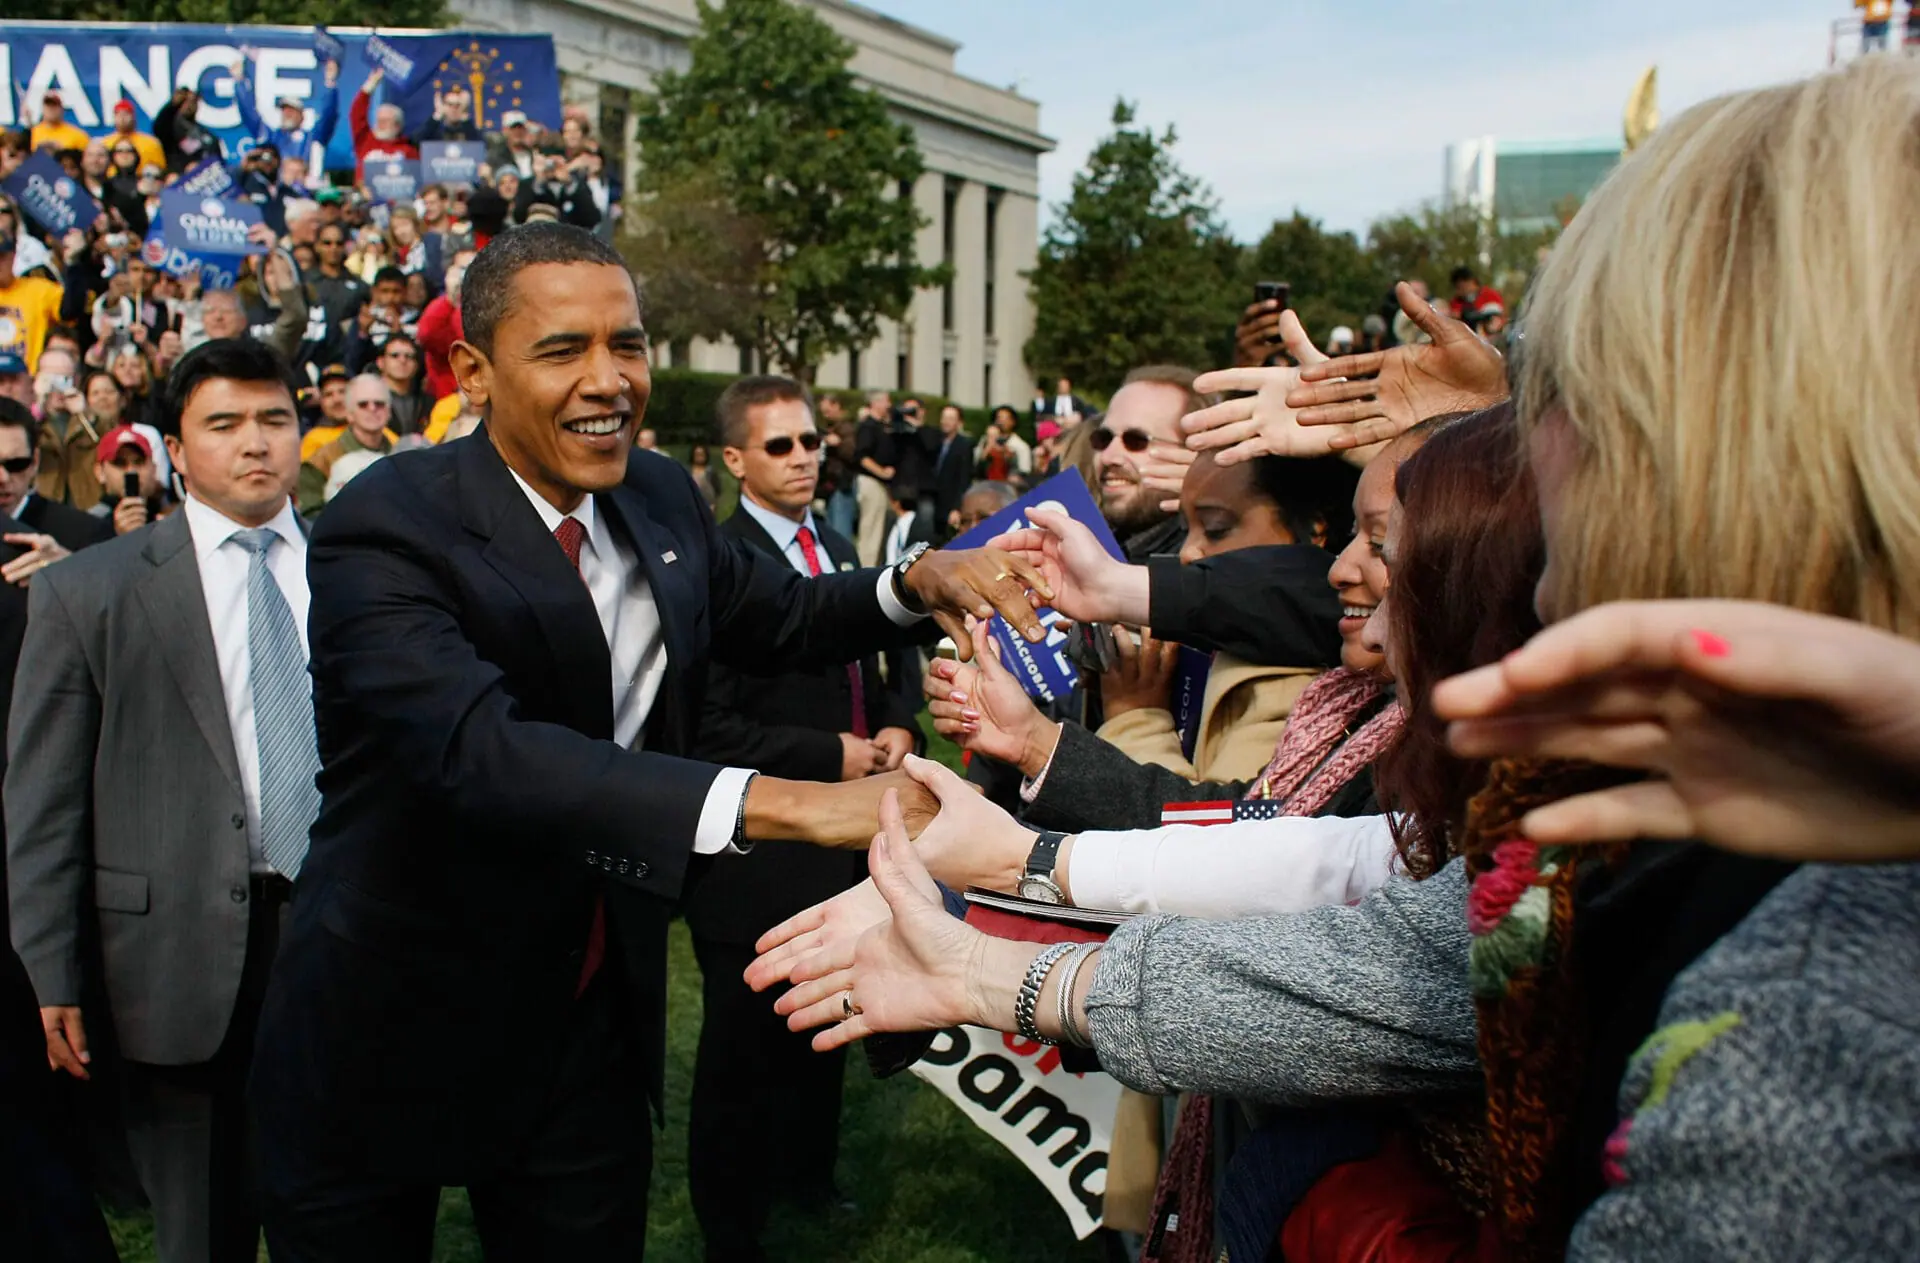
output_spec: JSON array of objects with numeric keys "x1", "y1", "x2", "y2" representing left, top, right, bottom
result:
[
  {"x1": 1018, "y1": 831, "x2": 1069, "y2": 905},
  {"x1": 889, "y1": 540, "x2": 932, "y2": 614}
]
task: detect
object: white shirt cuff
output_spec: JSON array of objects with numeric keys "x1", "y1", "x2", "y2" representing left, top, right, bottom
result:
[
  {"x1": 693, "y1": 767, "x2": 758, "y2": 855},
  {"x1": 1019, "y1": 729, "x2": 1063, "y2": 803},
  {"x1": 875, "y1": 567, "x2": 923, "y2": 626}
]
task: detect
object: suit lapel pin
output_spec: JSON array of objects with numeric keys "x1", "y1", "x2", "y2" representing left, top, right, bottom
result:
[
  {"x1": 839, "y1": 561, "x2": 854, "y2": 572},
  {"x1": 661, "y1": 550, "x2": 678, "y2": 565}
]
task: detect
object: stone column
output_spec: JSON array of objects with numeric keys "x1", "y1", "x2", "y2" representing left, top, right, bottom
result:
[
  {"x1": 949, "y1": 180, "x2": 987, "y2": 406},
  {"x1": 907, "y1": 172, "x2": 945, "y2": 394},
  {"x1": 993, "y1": 191, "x2": 1040, "y2": 406}
]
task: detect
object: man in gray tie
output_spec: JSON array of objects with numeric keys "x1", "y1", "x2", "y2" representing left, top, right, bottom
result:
[{"x1": 7, "y1": 337, "x2": 313, "y2": 1263}]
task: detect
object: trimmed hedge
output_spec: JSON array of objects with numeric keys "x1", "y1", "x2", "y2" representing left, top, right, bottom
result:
[{"x1": 642, "y1": 367, "x2": 1021, "y2": 445}]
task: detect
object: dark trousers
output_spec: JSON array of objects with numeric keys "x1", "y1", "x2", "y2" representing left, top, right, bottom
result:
[
  {"x1": 258, "y1": 966, "x2": 653, "y2": 1263},
  {"x1": 688, "y1": 935, "x2": 848, "y2": 1263},
  {"x1": 121, "y1": 874, "x2": 286, "y2": 1263}
]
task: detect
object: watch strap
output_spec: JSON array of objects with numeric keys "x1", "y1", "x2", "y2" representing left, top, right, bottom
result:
[{"x1": 1025, "y1": 831, "x2": 1067, "y2": 880}]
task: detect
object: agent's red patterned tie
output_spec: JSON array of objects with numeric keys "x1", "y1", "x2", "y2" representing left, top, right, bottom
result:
[
  {"x1": 794, "y1": 525, "x2": 869, "y2": 738},
  {"x1": 554, "y1": 517, "x2": 606, "y2": 997}
]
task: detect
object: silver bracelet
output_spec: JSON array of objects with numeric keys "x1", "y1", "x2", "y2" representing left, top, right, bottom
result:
[
  {"x1": 1053, "y1": 942, "x2": 1099, "y2": 1048},
  {"x1": 1014, "y1": 942, "x2": 1077, "y2": 1045}
]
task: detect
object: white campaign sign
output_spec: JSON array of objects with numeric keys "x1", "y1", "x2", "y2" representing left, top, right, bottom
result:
[{"x1": 908, "y1": 1026, "x2": 1121, "y2": 1239}]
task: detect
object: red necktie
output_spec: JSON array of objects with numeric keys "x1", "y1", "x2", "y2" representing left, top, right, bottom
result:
[
  {"x1": 794, "y1": 525, "x2": 869, "y2": 739},
  {"x1": 554, "y1": 517, "x2": 607, "y2": 997}
]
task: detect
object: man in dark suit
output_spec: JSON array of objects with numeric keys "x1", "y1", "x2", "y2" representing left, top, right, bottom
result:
[
  {"x1": 683, "y1": 375, "x2": 920, "y2": 1262},
  {"x1": 8, "y1": 339, "x2": 317, "y2": 1263},
  {"x1": 930, "y1": 404, "x2": 975, "y2": 538},
  {"x1": 0, "y1": 400, "x2": 112, "y2": 582},
  {"x1": 1038, "y1": 375, "x2": 1093, "y2": 428},
  {"x1": 248, "y1": 223, "x2": 1051, "y2": 1260}
]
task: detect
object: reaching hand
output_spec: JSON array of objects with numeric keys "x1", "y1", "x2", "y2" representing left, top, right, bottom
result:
[
  {"x1": 363, "y1": 67, "x2": 385, "y2": 91},
  {"x1": 986, "y1": 507, "x2": 1148, "y2": 627},
  {"x1": 1100, "y1": 627, "x2": 1178, "y2": 719},
  {"x1": 898, "y1": 753, "x2": 1036, "y2": 892},
  {"x1": 901, "y1": 546, "x2": 1054, "y2": 657},
  {"x1": 1185, "y1": 311, "x2": 1341, "y2": 465},
  {"x1": 838, "y1": 732, "x2": 882, "y2": 781},
  {"x1": 1286, "y1": 282, "x2": 1508, "y2": 448},
  {"x1": 1139, "y1": 442, "x2": 1196, "y2": 515},
  {"x1": 746, "y1": 877, "x2": 889, "y2": 995},
  {"x1": 1234, "y1": 297, "x2": 1292, "y2": 368},
  {"x1": 775, "y1": 790, "x2": 989, "y2": 1051},
  {"x1": 1434, "y1": 600, "x2": 1920, "y2": 862},
  {"x1": 871, "y1": 726, "x2": 915, "y2": 773},
  {"x1": 2, "y1": 533, "x2": 71, "y2": 586},
  {"x1": 924, "y1": 617, "x2": 1057, "y2": 772}
]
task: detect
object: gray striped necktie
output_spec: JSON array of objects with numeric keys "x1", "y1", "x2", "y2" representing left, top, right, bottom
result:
[{"x1": 232, "y1": 527, "x2": 319, "y2": 879}]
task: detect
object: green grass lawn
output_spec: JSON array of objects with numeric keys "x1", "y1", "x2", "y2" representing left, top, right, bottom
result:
[{"x1": 110, "y1": 724, "x2": 1103, "y2": 1261}]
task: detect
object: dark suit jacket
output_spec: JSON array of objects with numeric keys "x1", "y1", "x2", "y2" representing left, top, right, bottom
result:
[
  {"x1": 17, "y1": 494, "x2": 113, "y2": 554},
  {"x1": 931, "y1": 432, "x2": 975, "y2": 528},
  {"x1": 681, "y1": 511, "x2": 916, "y2": 946},
  {"x1": 251, "y1": 430, "x2": 913, "y2": 1179}
]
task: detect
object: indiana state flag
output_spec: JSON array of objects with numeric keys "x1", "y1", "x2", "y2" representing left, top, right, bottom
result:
[{"x1": 372, "y1": 33, "x2": 560, "y2": 136}]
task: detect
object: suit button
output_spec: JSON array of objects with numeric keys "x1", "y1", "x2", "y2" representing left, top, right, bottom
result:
[
  {"x1": 633, "y1": 861, "x2": 650, "y2": 880},
  {"x1": 230, "y1": 886, "x2": 248, "y2": 904},
  {"x1": 615, "y1": 860, "x2": 628, "y2": 875},
  {"x1": 231, "y1": 813, "x2": 245, "y2": 829},
  {"x1": 585, "y1": 851, "x2": 598, "y2": 866}
]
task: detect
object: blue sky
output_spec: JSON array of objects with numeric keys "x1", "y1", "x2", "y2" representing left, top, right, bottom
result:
[{"x1": 869, "y1": 0, "x2": 1836, "y2": 240}]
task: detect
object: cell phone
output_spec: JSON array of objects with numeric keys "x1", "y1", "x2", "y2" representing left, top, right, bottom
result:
[
  {"x1": 1254, "y1": 280, "x2": 1290, "y2": 310},
  {"x1": 123, "y1": 471, "x2": 140, "y2": 498}
]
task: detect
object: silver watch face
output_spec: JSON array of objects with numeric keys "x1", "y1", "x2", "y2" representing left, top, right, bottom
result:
[{"x1": 1017, "y1": 875, "x2": 1066, "y2": 905}]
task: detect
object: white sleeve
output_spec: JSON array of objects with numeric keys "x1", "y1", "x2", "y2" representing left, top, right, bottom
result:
[
  {"x1": 1066, "y1": 814, "x2": 1401, "y2": 919},
  {"x1": 691, "y1": 767, "x2": 757, "y2": 855}
]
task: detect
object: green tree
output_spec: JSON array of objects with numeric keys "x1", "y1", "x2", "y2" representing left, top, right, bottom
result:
[
  {"x1": 618, "y1": 171, "x2": 767, "y2": 354},
  {"x1": 1241, "y1": 211, "x2": 1392, "y2": 345},
  {"x1": 12, "y1": 0, "x2": 447, "y2": 23},
  {"x1": 1365, "y1": 202, "x2": 1560, "y2": 314},
  {"x1": 1026, "y1": 100, "x2": 1240, "y2": 395},
  {"x1": 626, "y1": 0, "x2": 942, "y2": 381}
]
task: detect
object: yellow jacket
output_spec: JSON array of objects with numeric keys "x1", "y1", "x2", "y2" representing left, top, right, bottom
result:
[{"x1": 1097, "y1": 653, "x2": 1320, "y2": 785}]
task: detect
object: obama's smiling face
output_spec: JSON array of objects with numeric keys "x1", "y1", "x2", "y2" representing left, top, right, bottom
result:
[{"x1": 452, "y1": 249, "x2": 651, "y2": 513}]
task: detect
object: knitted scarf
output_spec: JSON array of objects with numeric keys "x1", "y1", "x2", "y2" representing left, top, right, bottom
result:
[
  {"x1": 1248, "y1": 667, "x2": 1405, "y2": 815},
  {"x1": 1460, "y1": 758, "x2": 1633, "y2": 1261},
  {"x1": 1141, "y1": 668, "x2": 1406, "y2": 1263}
]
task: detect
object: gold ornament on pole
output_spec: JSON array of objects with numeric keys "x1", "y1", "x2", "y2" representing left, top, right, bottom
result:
[{"x1": 1624, "y1": 65, "x2": 1660, "y2": 153}]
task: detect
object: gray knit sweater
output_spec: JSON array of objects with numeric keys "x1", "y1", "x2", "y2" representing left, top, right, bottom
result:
[
  {"x1": 1569, "y1": 861, "x2": 1920, "y2": 1261},
  {"x1": 1085, "y1": 858, "x2": 1479, "y2": 1103}
]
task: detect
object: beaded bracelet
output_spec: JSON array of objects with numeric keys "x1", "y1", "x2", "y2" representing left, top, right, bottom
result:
[{"x1": 1014, "y1": 942, "x2": 1078, "y2": 1045}]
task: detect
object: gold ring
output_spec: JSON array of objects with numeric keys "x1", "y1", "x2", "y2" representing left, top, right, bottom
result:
[
  {"x1": 841, "y1": 993, "x2": 854, "y2": 1020},
  {"x1": 992, "y1": 571, "x2": 1010, "y2": 583}
]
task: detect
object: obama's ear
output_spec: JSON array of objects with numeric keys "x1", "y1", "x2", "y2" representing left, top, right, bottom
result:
[{"x1": 449, "y1": 340, "x2": 492, "y2": 412}]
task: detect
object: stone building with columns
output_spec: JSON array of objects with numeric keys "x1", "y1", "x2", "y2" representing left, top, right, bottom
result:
[{"x1": 450, "y1": 0, "x2": 1053, "y2": 407}]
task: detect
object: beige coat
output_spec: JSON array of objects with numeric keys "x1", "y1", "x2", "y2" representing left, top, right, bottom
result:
[{"x1": 1096, "y1": 653, "x2": 1319, "y2": 785}]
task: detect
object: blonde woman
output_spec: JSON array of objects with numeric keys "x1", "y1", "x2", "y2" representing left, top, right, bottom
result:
[{"x1": 766, "y1": 59, "x2": 1920, "y2": 1262}]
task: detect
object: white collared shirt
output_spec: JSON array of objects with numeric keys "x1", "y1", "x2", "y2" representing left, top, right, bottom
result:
[
  {"x1": 508, "y1": 469, "x2": 746, "y2": 854},
  {"x1": 182, "y1": 493, "x2": 309, "y2": 874}
]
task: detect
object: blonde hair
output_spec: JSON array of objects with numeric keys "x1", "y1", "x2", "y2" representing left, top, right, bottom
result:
[{"x1": 1517, "y1": 58, "x2": 1920, "y2": 636}]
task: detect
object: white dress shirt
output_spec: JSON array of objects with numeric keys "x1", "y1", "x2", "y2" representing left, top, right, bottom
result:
[
  {"x1": 736, "y1": 494, "x2": 830, "y2": 579},
  {"x1": 182, "y1": 494, "x2": 310, "y2": 874},
  {"x1": 1068, "y1": 813, "x2": 1400, "y2": 919}
]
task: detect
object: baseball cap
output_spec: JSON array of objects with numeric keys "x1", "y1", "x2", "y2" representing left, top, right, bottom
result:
[
  {"x1": 42, "y1": 91, "x2": 61, "y2": 106},
  {"x1": 502, "y1": 110, "x2": 528, "y2": 128},
  {"x1": 314, "y1": 186, "x2": 345, "y2": 205},
  {"x1": 277, "y1": 96, "x2": 304, "y2": 111},
  {"x1": 0, "y1": 352, "x2": 27, "y2": 377},
  {"x1": 97, "y1": 425, "x2": 153, "y2": 465},
  {"x1": 1474, "y1": 297, "x2": 1506, "y2": 319},
  {"x1": 1329, "y1": 325, "x2": 1355, "y2": 345},
  {"x1": 1361, "y1": 314, "x2": 1387, "y2": 336},
  {"x1": 113, "y1": 99, "x2": 136, "y2": 115},
  {"x1": 318, "y1": 363, "x2": 352, "y2": 384},
  {"x1": 1036, "y1": 420, "x2": 1062, "y2": 442}
]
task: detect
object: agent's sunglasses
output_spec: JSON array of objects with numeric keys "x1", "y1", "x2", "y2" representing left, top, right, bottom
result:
[
  {"x1": 0, "y1": 456, "x2": 35, "y2": 474},
  {"x1": 1089, "y1": 427, "x2": 1156, "y2": 453},
  {"x1": 759, "y1": 432, "x2": 822, "y2": 457}
]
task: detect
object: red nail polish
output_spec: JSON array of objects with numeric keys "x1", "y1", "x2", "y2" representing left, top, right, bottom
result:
[{"x1": 1690, "y1": 629, "x2": 1731, "y2": 658}]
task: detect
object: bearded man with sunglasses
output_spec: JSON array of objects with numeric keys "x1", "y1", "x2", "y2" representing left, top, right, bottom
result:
[
  {"x1": 683, "y1": 374, "x2": 919, "y2": 1260},
  {"x1": 1091, "y1": 364, "x2": 1206, "y2": 562}
]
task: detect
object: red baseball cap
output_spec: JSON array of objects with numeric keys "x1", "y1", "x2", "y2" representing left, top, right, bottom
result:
[
  {"x1": 113, "y1": 99, "x2": 136, "y2": 115},
  {"x1": 97, "y1": 425, "x2": 153, "y2": 465}
]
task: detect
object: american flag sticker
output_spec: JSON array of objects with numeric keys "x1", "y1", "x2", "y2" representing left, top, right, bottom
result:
[
  {"x1": 661, "y1": 551, "x2": 678, "y2": 565},
  {"x1": 1159, "y1": 800, "x2": 1283, "y2": 827}
]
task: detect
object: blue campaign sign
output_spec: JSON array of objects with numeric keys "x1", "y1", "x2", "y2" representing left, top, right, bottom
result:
[
  {"x1": 948, "y1": 471, "x2": 1127, "y2": 704},
  {"x1": 1, "y1": 151, "x2": 103, "y2": 237},
  {"x1": 158, "y1": 188, "x2": 267, "y2": 257},
  {"x1": 419, "y1": 140, "x2": 481, "y2": 188},
  {"x1": 366, "y1": 157, "x2": 420, "y2": 206},
  {"x1": 0, "y1": 23, "x2": 560, "y2": 176},
  {"x1": 140, "y1": 231, "x2": 239, "y2": 292},
  {"x1": 176, "y1": 156, "x2": 235, "y2": 198}
]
